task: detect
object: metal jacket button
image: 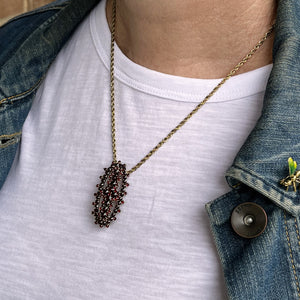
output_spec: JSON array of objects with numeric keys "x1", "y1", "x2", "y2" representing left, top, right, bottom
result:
[{"x1": 231, "y1": 202, "x2": 267, "y2": 238}]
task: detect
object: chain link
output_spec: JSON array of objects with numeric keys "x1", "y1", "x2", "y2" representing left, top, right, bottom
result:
[
  {"x1": 110, "y1": 0, "x2": 117, "y2": 162},
  {"x1": 109, "y1": 0, "x2": 275, "y2": 175}
]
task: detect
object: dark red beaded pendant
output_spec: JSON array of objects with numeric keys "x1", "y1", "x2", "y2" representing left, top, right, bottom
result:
[{"x1": 92, "y1": 161, "x2": 129, "y2": 228}]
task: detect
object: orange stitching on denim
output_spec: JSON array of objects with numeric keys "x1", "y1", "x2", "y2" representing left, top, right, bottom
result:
[
  {"x1": 0, "y1": 132, "x2": 22, "y2": 149},
  {"x1": 295, "y1": 218, "x2": 300, "y2": 248},
  {"x1": 0, "y1": 132, "x2": 21, "y2": 139},
  {"x1": 284, "y1": 212, "x2": 300, "y2": 299},
  {"x1": 0, "y1": 77, "x2": 43, "y2": 106}
]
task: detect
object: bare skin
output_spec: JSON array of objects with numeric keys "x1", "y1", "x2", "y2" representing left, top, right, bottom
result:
[{"x1": 106, "y1": 0, "x2": 277, "y2": 79}]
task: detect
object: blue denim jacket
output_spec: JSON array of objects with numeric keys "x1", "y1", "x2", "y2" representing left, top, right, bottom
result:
[{"x1": 1, "y1": 0, "x2": 300, "y2": 299}]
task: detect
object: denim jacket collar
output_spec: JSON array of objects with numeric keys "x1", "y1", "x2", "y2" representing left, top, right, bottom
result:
[
  {"x1": 0, "y1": 0, "x2": 99, "y2": 101},
  {"x1": 226, "y1": 0, "x2": 300, "y2": 217}
]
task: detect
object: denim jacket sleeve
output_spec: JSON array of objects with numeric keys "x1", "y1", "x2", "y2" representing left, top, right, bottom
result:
[{"x1": 1, "y1": 0, "x2": 300, "y2": 299}]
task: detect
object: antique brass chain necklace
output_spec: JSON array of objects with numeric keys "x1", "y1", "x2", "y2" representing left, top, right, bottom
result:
[{"x1": 92, "y1": 0, "x2": 275, "y2": 228}]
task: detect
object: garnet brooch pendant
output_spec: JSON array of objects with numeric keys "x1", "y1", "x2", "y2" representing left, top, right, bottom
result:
[{"x1": 92, "y1": 161, "x2": 129, "y2": 228}]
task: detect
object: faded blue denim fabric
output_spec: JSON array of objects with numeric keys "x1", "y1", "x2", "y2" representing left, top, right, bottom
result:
[
  {"x1": 0, "y1": 0, "x2": 300, "y2": 299},
  {"x1": 0, "y1": 0, "x2": 99, "y2": 189},
  {"x1": 205, "y1": 0, "x2": 300, "y2": 298}
]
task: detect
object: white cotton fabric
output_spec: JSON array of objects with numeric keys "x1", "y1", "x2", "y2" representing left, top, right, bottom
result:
[{"x1": 0, "y1": 1, "x2": 273, "y2": 299}]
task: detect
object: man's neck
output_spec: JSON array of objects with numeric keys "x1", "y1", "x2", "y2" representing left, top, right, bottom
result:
[{"x1": 106, "y1": 0, "x2": 276, "y2": 79}]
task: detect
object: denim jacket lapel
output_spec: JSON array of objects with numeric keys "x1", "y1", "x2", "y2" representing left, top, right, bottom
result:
[
  {"x1": 0, "y1": 0, "x2": 99, "y2": 100},
  {"x1": 226, "y1": 0, "x2": 300, "y2": 217},
  {"x1": 0, "y1": 0, "x2": 100, "y2": 189}
]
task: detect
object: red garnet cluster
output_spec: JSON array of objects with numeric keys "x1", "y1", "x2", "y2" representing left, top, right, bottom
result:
[{"x1": 92, "y1": 161, "x2": 129, "y2": 228}]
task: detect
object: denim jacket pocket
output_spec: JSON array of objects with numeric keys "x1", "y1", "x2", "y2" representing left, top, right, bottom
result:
[
  {"x1": 205, "y1": 185, "x2": 300, "y2": 300},
  {"x1": 206, "y1": 151, "x2": 300, "y2": 300}
]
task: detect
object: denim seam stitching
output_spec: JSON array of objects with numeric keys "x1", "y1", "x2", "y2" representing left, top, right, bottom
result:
[
  {"x1": 231, "y1": 164, "x2": 296, "y2": 201},
  {"x1": 0, "y1": 132, "x2": 21, "y2": 139},
  {"x1": 295, "y1": 219, "x2": 300, "y2": 248},
  {"x1": 284, "y1": 212, "x2": 300, "y2": 299},
  {"x1": 0, "y1": 76, "x2": 44, "y2": 106},
  {"x1": 0, "y1": 132, "x2": 21, "y2": 149}
]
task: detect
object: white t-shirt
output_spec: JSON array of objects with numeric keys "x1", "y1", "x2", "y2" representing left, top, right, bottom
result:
[{"x1": 0, "y1": 1, "x2": 272, "y2": 299}]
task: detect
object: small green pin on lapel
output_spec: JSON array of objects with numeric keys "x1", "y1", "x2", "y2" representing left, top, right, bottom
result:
[{"x1": 280, "y1": 157, "x2": 300, "y2": 192}]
